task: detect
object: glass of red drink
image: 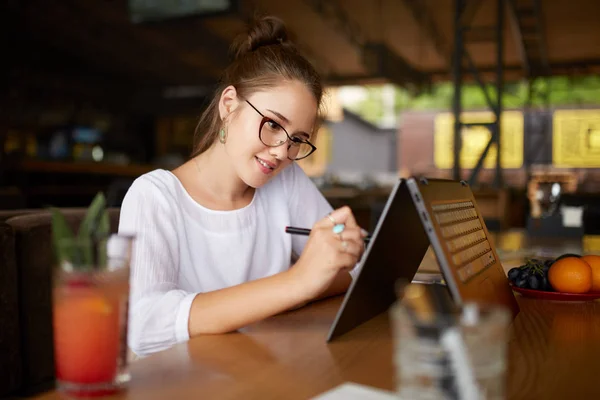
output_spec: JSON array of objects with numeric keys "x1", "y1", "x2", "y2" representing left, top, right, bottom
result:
[{"x1": 52, "y1": 234, "x2": 132, "y2": 398}]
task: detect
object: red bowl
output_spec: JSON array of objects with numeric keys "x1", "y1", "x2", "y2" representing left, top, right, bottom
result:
[{"x1": 510, "y1": 283, "x2": 600, "y2": 301}]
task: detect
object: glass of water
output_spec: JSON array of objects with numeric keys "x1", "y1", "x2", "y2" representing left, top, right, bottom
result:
[{"x1": 391, "y1": 299, "x2": 511, "y2": 400}]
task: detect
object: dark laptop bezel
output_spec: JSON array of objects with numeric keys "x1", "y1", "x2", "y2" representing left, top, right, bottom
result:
[{"x1": 326, "y1": 178, "x2": 430, "y2": 342}]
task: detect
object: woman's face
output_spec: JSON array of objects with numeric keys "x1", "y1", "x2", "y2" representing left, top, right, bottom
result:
[{"x1": 219, "y1": 81, "x2": 318, "y2": 188}]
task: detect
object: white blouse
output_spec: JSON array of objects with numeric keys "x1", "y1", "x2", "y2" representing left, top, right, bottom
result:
[{"x1": 118, "y1": 163, "x2": 333, "y2": 356}]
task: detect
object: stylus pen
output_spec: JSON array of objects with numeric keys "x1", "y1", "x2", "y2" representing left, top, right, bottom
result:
[{"x1": 285, "y1": 226, "x2": 372, "y2": 243}]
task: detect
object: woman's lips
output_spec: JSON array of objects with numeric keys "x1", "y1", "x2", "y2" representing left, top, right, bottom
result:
[{"x1": 255, "y1": 157, "x2": 276, "y2": 174}]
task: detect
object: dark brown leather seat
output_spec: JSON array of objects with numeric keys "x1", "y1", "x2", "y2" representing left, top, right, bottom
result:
[
  {"x1": 3, "y1": 208, "x2": 120, "y2": 396},
  {"x1": 0, "y1": 221, "x2": 22, "y2": 398},
  {"x1": 0, "y1": 208, "x2": 86, "y2": 222}
]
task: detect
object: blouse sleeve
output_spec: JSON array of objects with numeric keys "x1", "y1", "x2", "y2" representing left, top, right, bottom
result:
[
  {"x1": 284, "y1": 163, "x2": 334, "y2": 259},
  {"x1": 118, "y1": 176, "x2": 197, "y2": 356}
]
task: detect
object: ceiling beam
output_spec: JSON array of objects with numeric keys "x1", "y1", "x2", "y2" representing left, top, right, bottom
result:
[
  {"x1": 507, "y1": 0, "x2": 531, "y2": 76},
  {"x1": 460, "y1": 0, "x2": 486, "y2": 26},
  {"x1": 303, "y1": 0, "x2": 365, "y2": 50},
  {"x1": 401, "y1": 0, "x2": 451, "y2": 66},
  {"x1": 427, "y1": 58, "x2": 600, "y2": 81},
  {"x1": 323, "y1": 75, "x2": 389, "y2": 87},
  {"x1": 236, "y1": 0, "x2": 337, "y2": 78},
  {"x1": 361, "y1": 43, "x2": 429, "y2": 92},
  {"x1": 304, "y1": 0, "x2": 429, "y2": 91},
  {"x1": 506, "y1": 0, "x2": 550, "y2": 78}
]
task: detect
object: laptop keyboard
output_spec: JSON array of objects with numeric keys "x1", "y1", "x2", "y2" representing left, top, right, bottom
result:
[{"x1": 432, "y1": 201, "x2": 496, "y2": 283}]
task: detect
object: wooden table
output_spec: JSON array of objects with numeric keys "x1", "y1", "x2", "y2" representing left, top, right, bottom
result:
[
  {"x1": 33, "y1": 231, "x2": 600, "y2": 399},
  {"x1": 35, "y1": 292, "x2": 600, "y2": 400}
]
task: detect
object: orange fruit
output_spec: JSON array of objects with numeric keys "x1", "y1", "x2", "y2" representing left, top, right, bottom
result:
[
  {"x1": 581, "y1": 255, "x2": 600, "y2": 292},
  {"x1": 548, "y1": 257, "x2": 592, "y2": 294}
]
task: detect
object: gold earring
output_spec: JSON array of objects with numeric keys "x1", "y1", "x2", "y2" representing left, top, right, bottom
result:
[{"x1": 218, "y1": 128, "x2": 226, "y2": 144}]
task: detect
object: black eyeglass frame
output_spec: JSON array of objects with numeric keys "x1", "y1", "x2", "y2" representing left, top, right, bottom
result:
[{"x1": 244, "y1": 99, "x2": 317, "y2": 161}]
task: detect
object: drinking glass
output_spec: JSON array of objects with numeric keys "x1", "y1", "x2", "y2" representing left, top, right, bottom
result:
[
  {"x1": 391, "y1": 300, "x2": 510, "y2": 400},
  {"x1": 52, "y1": 234, "x2": 132, "y2": 398}
]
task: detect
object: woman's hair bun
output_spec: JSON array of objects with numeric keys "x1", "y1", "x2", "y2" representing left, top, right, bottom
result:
[{"x1": 230, "y1": 15, "x2": 292, "y2": 60}]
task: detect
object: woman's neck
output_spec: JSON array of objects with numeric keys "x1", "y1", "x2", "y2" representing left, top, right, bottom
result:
[{"x1": 175, "y1": 145, "x2": 254, "y2": 211}]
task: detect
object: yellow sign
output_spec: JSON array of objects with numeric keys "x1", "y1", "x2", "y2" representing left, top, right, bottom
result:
[
  {"x1": 553, "y1": 109, "x2": 600, "y2": 168},
  {"x1": 297, "y1": 125, "x2": 332, "y2": 177},
  {"x1": 434, "y1": 111, "x2": 524, "y2": 169}
]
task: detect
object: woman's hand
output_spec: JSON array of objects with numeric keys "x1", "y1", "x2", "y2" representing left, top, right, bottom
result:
[{"x1": 290, "y1": 206, "x2": 367, "y2": 302}]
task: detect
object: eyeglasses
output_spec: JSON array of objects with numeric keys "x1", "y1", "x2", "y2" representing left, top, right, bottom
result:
[{"x1": 244, "y1": 99, "x2": 317, "y2": 161}]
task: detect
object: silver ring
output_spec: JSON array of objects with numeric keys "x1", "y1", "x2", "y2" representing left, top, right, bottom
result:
[
  {"x1": 327, "y1": 214, "x2": 337, "y2": 226},
  {"x1": 341, "y1": 241, "x2": 349, "y2": 252}
]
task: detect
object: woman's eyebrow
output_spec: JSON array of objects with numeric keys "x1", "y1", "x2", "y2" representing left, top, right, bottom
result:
[
  {"x1": 266, "y1": 108, "x2": 311, "y2": 138},
  {"x1": 266, "y1": 109, "x2": 290, "y2": 124}
]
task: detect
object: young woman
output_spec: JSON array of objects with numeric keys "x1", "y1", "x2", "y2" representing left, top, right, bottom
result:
[{"x1": 119, "y1": 15, "x2": 367, "y2": 356}]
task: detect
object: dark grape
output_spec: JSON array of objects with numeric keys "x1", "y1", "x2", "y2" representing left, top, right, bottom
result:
[
  {"x1": 508, "y1": 268, "x2": 521, "y2": 282},
  {"x1": 541, "y1": 276, "x2": 553, "y2": 291},
  {"x1": 528, "y1": 275, "x2": 540, "y2": 290},
  {"x1": 544, "y1": 259, "x2": 554, "y2": 268},
  {"x1": 520, "y1": 269, "x2": 532, "y2": 280},
  {"x1": 515, "y1": 277, "x2": 529, "y2": 288},
  {"x1": 542, "y1": 263, "x2": 551, "y2": 274}
]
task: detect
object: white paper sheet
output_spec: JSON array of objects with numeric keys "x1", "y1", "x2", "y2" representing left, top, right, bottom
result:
[{"x1": 312, "y1": 382, "x2": 397, "y2": 400}]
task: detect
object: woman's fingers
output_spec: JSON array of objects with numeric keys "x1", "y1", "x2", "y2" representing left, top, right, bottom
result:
[
  {"x1": 332, "y1": 206, "x2": 359, "y2": 228},
  {"x1": 314, "y1": 206, "x2": 360, "y2": 230},
  {"x1": 337, "y1": 239, "x2": 362, "y2": 259},
  {"x1": 338, "y1": 228, "x2": 364, "y2": 246},
  {"x1": 313, "y1": 209, "x2": 342, "y2": 230},
  {"x1": 321, "y1": 228, "x2": 362, "y2": 261},
  {"x1": 305, "y1": 210, "x2": 366, "y2": 273}
]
